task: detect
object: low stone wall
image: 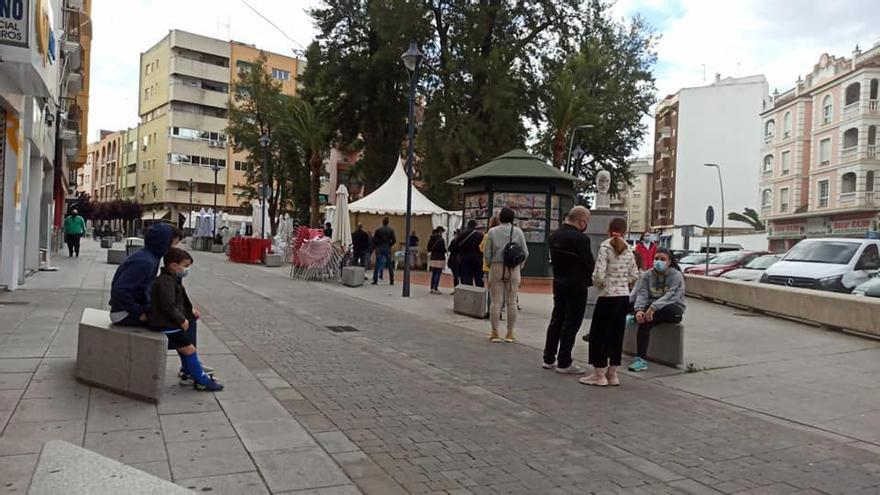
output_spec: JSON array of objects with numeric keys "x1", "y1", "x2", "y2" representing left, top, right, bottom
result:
[{"x1": 684, "y1": 275, "x2": 880, "y2": 338}]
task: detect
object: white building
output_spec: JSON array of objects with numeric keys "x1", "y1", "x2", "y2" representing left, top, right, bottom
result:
[{"x1": 651, "y1": 74, "x2": 769, "y2": 249}]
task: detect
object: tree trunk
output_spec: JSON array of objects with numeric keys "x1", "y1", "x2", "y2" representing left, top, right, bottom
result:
[
  {"x1": 309, "y1": 152, "x2": 322, "y2": 228},
  {"x1": 552, "y1": 131, "x2": 567, "y2": 171}
]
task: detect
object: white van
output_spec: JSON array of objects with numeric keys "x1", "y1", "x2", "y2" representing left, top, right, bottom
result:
[{"x1": 760, "y1": 238, "x2": 880, "y2": 293}]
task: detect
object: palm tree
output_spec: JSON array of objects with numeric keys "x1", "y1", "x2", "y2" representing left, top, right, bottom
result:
[
  {"x1": 728, "y1": 208, "x2": 765, "y2": 231},
  {"x1": 289, "y1": 99, "x2": 331, "y2": 228}
]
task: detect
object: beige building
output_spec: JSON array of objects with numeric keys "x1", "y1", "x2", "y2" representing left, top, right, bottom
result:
[
  {"x1": 136, "y1": 30, "x2": 301, "y2": 225},
  {"x1": 760, "y1": 44, "x2": 880, "y2": 252},
  {"x1": 624, "y1": 158, "x2": 653, "y2": 236},
  {"x1": 85, "y1": 130, "x2": 124, "y2": 202}
]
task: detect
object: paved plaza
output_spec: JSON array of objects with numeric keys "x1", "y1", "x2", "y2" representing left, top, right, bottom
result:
[{"x1": 2, "y1": 240, "x2": 880, "y2": 494}]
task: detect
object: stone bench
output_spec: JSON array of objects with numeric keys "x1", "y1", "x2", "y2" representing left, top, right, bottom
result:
[
  {"x1": 622, "y1": 321, "x2": 684, "y2": 368},
  {"x1": 75, "y1": 308, "x2": 167, "y2": 403},
  {"x1": 100, "y1": 238, "x2": 113, "y2": 248},
  {"x1": 342, "y1": 265, "x2": 365, "y2": 287},
  {"x1": 453, "y1": 284, "x2": 487, "y2": 318},
  {"x1": 264, "y1": 252, "x2": 282, "y2": 267},
  {"x1": 106, "y1": 249, "x2": 126, "y2": 265},
  {"x1": 211, "y1": 243, "x2": 225, "y2": 254},
  {"x1": 30, "y1": 440, "x2": 193, "y2": 495}
]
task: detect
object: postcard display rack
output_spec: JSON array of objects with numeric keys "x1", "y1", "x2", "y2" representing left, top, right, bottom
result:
[{"x1": 463, "y1": 192, "x2": 562, "y2": 243}]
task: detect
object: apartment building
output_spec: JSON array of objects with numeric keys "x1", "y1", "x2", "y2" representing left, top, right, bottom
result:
[
  {"x1": 85, "y1": 130, "x2": 124, "y2": 202},
  {"x1": 623, "y1": 158, "x2": 653, "y2": 236},
  {"x1": 761, "y1": 45, "x2": 880, "y2": 252},
  {"x1": 136, "y1": 30, "x2": 300, "y2": 225},
  {"x1": 650, "y1": 75, "x2": 769, "y2": 248}
]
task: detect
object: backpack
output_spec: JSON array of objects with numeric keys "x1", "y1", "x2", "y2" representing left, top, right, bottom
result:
[{"x1": 502, "y1": 225, "x2": 526, "y2": 268}]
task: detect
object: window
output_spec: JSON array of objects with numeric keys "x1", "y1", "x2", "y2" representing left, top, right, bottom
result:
[
  {"x1": 841, "y1": 172, "x2": 856, "y2": 194},
  {"x1": 856, "y1": 244, "x2": 880, "y2": 271},
  {"x1": 144, "y1": 87, "x2": 151, "y2": 100},
  {"x1": 170, "y1": 126, "x2": 227, "y2": 144},
  {"x1": 867, "y1": 171, "x2": 875, "y2": 192},
  {"x1": 779, "y1": 188, "x2": 790, "y2": 212},
  {"x1": 783, "y1": 111, "x2": 792, "y2": 138},
  {"x1": 843, "y1": 128, "x2": 859, "y2": 150},
  {"x1": 763, "y1": 154, "x2": 774, "y2": 174},
  {"x1": 764, "y1": 119, "x2": 775, "y2": 138},
  {"x1": 818, "y1": 180, "x2": 829, "y2": 207},
  {"x1": 234, "y1": 161, "x2": 251, "y2": 172},
  {"x1": 869, "y1": 126, "x2": 877, "y2": 145},
  {"x1": 819, "y1": 138, "x2": 831, "y2": 165},
  {"x1": 871, "y1": 79, "x2": 879, "y2": 100},
  {"x1": 781, "y1": 151, "x2": 791, "y2": 175},
  {"x1": 761, "y1": 189, "x2": 772, "y2": 207},
  {"x1": 844, "y1": 82, "x2": 861, "y2": 106},
  {"x1": 822, "y1": 95, "x2": 832, "y2": 124},
  {"x1": 236, "y1": 60, "x2": 253, "y2": 74},
  {"x1": 272, "y1": 68, "x2": 290, "y2": 81}
]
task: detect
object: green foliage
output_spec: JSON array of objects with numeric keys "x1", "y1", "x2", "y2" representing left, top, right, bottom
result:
[
  {"x1": 728, "y1": 208, "x2": 766, "y2": 231},
  {"x1": 286, "y1": 98, "x2": 332, "y2": 227}
]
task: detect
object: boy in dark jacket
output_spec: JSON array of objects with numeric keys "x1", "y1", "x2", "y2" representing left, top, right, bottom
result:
[{"x1": 148, "y1": 248, "x2": 223, "y2": 392}]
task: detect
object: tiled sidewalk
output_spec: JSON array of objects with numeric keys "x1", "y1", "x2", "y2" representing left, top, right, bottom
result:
[{"x1": 0, "y1": 242, "x2": 360, "y2": 494}]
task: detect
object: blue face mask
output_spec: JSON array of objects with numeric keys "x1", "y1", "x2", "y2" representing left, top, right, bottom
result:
[
  {"x1": 653, "y1": 260, "x2": 668, "y2": 273},
  {"x1": 178, "y1": 267, "x2": 190, "y2": 279}
]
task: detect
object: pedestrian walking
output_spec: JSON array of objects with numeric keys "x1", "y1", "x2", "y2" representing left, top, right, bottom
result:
[
  {"x1": 542, "y1": 206, "x2": 594, "y2": 374},
  {"x1": 483, "y1": 207, "x2": 528, "y2": 343},
  {"x1": 371, "y1": 217, "x2": 397, "y2": 285},
  {"x1": 62, "y1": 208, "x2": 87, "y2": 257},
  {"x1": 351, "y1": 224, "x2": 370, "y2": 267},
  {"x1": 455, "y1": 220, "x2": 485, "y2": 287},
  {"x1": 634, "y1": 233, "x2": 658, "y2": 271},
  {"x1": 427, "y1": 227, "x2": 447, "y2": 294},
  {"x1": 629, "y1": 248, "x2": 686, "y2": 372},
  {"x1": 580, "y1": 217, "x2": 639, "y2": 386}
]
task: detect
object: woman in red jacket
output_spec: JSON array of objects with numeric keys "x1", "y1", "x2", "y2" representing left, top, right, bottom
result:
[{"x1": 634, "y1": 233, "x2": 658, "y2": 271}]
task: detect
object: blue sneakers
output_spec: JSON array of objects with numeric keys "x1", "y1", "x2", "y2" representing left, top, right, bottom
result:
[{"x1": 628, "y1": 357, "x2": 648, "y2": 372}]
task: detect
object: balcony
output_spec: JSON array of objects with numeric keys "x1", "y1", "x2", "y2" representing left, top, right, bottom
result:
[
  {"x1": 868, "y1": 145, "x2": 877, "y2": 159},
  {"x1": 867, "y1": 192, "x2": 876, "y2": 205},
  {"x1": 839, "y1": 192, "x2": 856, "y2": 207},
  {"x1": 763, "y1": 134, "x2": 774, "y2": 146},
  {"x1": 166, "y1": 163, "x2": 228, "y2": 185},
  {"x1": 169, "y1": 56, "x2": 230, "y2": 84},
  {"x1": 658, "y1": 126, "x2": 672, "y2": 139},
  {"x1": 163, "y1": 190, "x2": 228, "y2": 206},
  {"x1": 841, "y1": 147, "x2": 858, "y2": 163},
  {"x1": 169, "y1": 84, "x2": 229, "y2": 110},
  {"x1": 171, "y1": 112, "x2": 228, "y2": 134},
  {"x1": 843, "y1": 101, "x2": 860, "y2": 117},
  {"x1": 869, "y1": 100, "x2": 879, "y2": 112},
  {"x1": 169, "y1": 138, "x2": 228, "y2": 157}
]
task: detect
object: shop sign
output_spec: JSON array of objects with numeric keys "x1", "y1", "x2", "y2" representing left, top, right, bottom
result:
[
  {"x1": 830, "y1": 217, "x2": 873, "y2": 235},
  {"x1": 769, "y1": 222, "x2": 805, "y2": 238},
  {"x1": 0, "y1": 0, "x2": 29, "y2": 48},
  {"x1": 805, "y1": 217, "x2": 829, "y2": 236}
]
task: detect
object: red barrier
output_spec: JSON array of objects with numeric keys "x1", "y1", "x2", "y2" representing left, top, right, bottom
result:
[{"x1": 228, "y1": 237, "x2": 273, "y2": 264}]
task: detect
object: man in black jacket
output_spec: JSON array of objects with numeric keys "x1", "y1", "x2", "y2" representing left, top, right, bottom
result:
[
  {"x1": 455, "y1": 220, "x2": 485, "y2": 287},
  {"x1": 372, "y1": 218, "x2": 397, "y2": 285},
  {"x1": 351, "y1": 224, "x2": 371, "y2": 267},
  {"x1": 543, "y1": 206, "x2": 594, "y2": 374}
]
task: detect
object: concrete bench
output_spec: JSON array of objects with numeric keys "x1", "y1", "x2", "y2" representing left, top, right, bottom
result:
[
  {"x1": 264, "y1": 252, "x2": 282, "y2": 267},
  {"x1": 30, "y1": 440, "x2": 193, "y2": 495},
  {"x1": 75, "y1": 308, "x2": 167, "y2": 403},
  {"x1": 342, "y1": 265, "x2": 365, "y2": 287},
  {"x1": 453, "y1": 285, "x2": 487, "y2": 318},
  {"x1": 106, "y1": 249, "x2": 126, "y2": 265},
  {"x1": 211, "y1": 243, "x2": 225, "y2": 253},
  {"x1": 622, "y1": 321, "x2": 684, "y2": 368},
  {"x1": 100, "y1": 238, "x2": 113, "y2": 248}
]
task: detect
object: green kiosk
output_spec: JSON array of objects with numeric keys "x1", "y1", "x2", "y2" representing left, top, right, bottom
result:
[{"x1": 447, "y1": 149, "x2": 578, "y2": 278}]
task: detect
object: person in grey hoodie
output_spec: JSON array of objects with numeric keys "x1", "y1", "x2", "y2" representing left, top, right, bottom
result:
[
  {"x1": 629, "y1": 247, "x2": 686, "y2": 372},
  {"x1": 483, "y1": 207, "x2": 528, "y2": 343}
]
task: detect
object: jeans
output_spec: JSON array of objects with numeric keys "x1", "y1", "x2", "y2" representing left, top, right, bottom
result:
[
  {"x1": 543, "y1": 283, "x2": 587, "y2": 369},
  {"x1": 65, "y1": 234, "x2": 82, "y2": 256},
  {"x1": 430, "y1": 267, "x2": 443, "y2": 290},
  {"x1": 637, "y1": 305, "x2": 683, "y2": 358},
  {"x1": 587, "y1": 296, "x2": 629, "y2": 367},
  {"x1": 373, "y1": 250, "x2": 394, "y2": 283}
]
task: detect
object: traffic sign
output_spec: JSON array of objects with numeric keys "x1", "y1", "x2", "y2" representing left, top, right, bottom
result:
[{"x1": 706, "y1": 206, "x2": 715, "y2": 227}]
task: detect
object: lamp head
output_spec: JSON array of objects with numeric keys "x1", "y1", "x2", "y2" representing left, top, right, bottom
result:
[
  {"x1": 401, "y1": 41, "x2": 424, "y2": 72},
  {"x1": 704, "y1": 163, "x2": 719, "y2": 168}
]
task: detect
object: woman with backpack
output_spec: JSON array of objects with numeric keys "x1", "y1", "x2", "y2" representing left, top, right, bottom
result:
[
  {"x1": 483, "y1": 207, "x2": 528, "y2": 343},
  {"x1": 580, "y1": 218, "x2": 639, "y2": 387},
  {"x1": 629, "y1": 248, "x2": 686, "y2": 373},
  {"x1": 427, "y1": 227, "x2": 447, "y2": 295}
]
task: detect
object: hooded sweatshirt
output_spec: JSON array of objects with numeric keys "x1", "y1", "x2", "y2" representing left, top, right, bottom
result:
[{"x1": 109, "y1": 224, "x2": 175, "y2": 322}]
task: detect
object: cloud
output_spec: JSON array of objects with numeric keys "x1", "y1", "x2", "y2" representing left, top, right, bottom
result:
[{"x1": 87, "y1": 0, "x2": 319, "y2": 139}]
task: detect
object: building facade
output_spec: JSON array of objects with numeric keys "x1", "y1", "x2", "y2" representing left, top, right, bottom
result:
[
  {"x1": 85, "y1": 129, "x2": 123, "y2": 202},
  {"x1": 623, "y1": 158, "x2": 653, "y2": 236},
  {"x1": 761, "y1": 45, "x2": 880, "y2": 252},
  {"x1": 135, "y1": 30, "x2": 300, "y2": 226},
  {"x1": 1, "y1": 0, "x2": 91, "y2": 290},
  {"x1": 650, "y1": 75, "x2": 769, "y2": 249}
]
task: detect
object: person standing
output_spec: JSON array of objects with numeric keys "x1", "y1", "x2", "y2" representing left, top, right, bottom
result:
[
  {"x1": 483, "y1": 207, "x2": 528, "y2": 343},
  {"x1": 480, "y1": 216, "x2": 499, "y2": 317},
  {"x1": 63, "y1": 208, "x2": 87, "y2": 257},
  {"x1": 629, "y1": 248, "x2": 686, "y2": 372},
  {"x1": 456, "y1": 220, "x2": 485, "y2": 287},
  {"x1": 409, "y1": 230, "x2": 420, "y2": 269},
  {"x1": 323, "y1": 222, "x2": 333, "y2": 238},
  {"x1": 634, "y1": 233, "x2": 658, "y2": 271},
  {"x1": 371, "y1": 217, "x2": 397, "y2": 285},
  {"x1": 427, "y1": 227, "x2": 447, "y2": 294},
  {"x1": 580, "y1": 217, "x2": 639, "y2": 386},
  {"x1": 351, "y1": 224, "x2": 371, "y2": 267},
  {"x1": 542, "y1": 206, "x2": 594, "y2": 374},
  {"x1": 447, "y1": 228, "x2": 461, "y2": 293}
]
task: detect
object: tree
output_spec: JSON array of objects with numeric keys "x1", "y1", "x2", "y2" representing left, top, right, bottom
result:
[
  {"x1": 728, "y1": 208, "x2": 765, "y2": 231},
  {"x1": 285, "y1": 99, "x2": 331, "y2": 228}
]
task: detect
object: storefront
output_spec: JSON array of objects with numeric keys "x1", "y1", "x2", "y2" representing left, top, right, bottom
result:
[{"x1": 767, "y1": 211, "x2": 880, "y2": 253}]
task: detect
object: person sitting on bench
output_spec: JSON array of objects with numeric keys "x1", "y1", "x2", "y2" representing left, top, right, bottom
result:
[{"x1": 629, "y1": 248, "x2": 686, "y2": 372}]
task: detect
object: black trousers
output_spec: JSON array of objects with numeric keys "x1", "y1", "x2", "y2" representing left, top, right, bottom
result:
[
  {"x1": 65, "y1": 234, "x2": 81, "y2": 256},
  {"x1": 587, "y1": 296, "x2": 629, "y2": 367},
  {"x1": 353, "y1": 250, "x2": 368, "y2": 267},
  {"x1": 637, "y1": 305, "x2": 683, "y2": 358},
  {"x1": 543, "y1": 284, "x2": 587, "y2": 369}
]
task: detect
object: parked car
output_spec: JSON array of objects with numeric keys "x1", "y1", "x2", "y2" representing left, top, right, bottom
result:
[
  {"x1": 852, "y1": 272, "x2": 880, "y2": 297},
  {"x1": 670, "y1": 250, "x2": 693, "y2": 261},
  {"x1": 720, "y1": 254, "x2": 781, "y2": 282},
  {"x1": 698, "y1": 243, "x2": 744, "y2": 254},
  {"x1": 760, "y1": 238, "x2": 880, "y2": 293},
  {"x1": 679, "y1": 253, "x2": 715, "y2": 271},
  {"x1": 684, "y1": 250, "x2": 769, "y2": 277}
]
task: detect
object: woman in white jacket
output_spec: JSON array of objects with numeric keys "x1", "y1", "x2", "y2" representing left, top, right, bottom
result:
[{"x1": 581, "y1": 217, "x2": 639, "y2": 387}]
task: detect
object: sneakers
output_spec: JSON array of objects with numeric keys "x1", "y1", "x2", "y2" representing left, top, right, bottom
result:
[
  {"x1": 488, "y1": 331, "x2": 501, "y2": 343},
  {"x1": 542, "y1": 361, "x2": 555, "y2": 370},
  {"x1": 555, "y1": 365, "x2": 586, "y2": 375},
  {"x1": 194, "y1": 377, "x2": 224, "y2": 392},
  {"x1": 504, "y1": 334, "x2": 516, "y2": 343},
  {"x1": 628, "y1": 357, "x2": 648, "y2": 372},
  {"x1": 579, "y1": 369, "x2": 609, "y2": 387}
]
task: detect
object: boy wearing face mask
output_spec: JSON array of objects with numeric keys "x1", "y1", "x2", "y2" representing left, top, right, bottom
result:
[
  {"x1": 148, "y1": 248, "x2": 223, "y2": 391},
  {"x1": 629, "y1": 248, "x2": 686, "y2": 372}
]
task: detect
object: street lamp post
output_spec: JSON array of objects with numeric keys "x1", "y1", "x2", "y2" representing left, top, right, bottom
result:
[
  {"x1": 151, "y1": 184, "x2": 157, "y2": 223},
  {"x1": 566, "y1": 124, "x2": 593, "y2": 175},
  {"x1": 211, "y1": 163, "x2": 220, "y2": 239},
  {"x1": 401, "y1": 41, "x2": 424, "y2": 298},
  {"x1": 188, "y1": 178, "x2": 194, "y2": 236},
  {"x1": 704, "y1": 163, "x2": 725, "y2": 242},
  {"x1": 258, "y1": 134, "x2": 271, "y2": 240}
]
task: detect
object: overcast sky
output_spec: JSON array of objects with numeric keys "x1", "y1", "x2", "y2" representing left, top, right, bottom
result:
[{"x1": 88, "y1": 0, "x2": 880, "y2": 151}]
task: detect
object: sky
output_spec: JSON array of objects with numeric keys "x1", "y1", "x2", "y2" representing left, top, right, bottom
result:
[{"x1": 88, "y1": 0, "x2": 880, "y2": 150}]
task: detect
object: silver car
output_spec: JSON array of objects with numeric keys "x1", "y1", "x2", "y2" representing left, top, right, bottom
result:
[{"x1": 721, "y1": 254, "x2": 781, "y2": 282}]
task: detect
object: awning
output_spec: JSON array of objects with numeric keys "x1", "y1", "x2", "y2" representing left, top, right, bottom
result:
[{"x1": 145, "y1": 209, "x2": 170, "y2": 221}]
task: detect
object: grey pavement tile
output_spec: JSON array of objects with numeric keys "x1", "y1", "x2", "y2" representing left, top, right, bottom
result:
[
  {"x1": 85, "y1": 391, "x2": 160, "y2": 432},
  {"x1": 0, "y1": 359, "x2": 40, "y2": 373},
  {"x1": 9, "y1": 395, "x2": 88, "y2": 424},
  {"x1": 0, "y1": 453, "x2": 38, "y2": 494},
  {"x1": 0, "y1": 389, "x2": 23, "y2": 412},
  {"x1": 130, "y1": 460, "x2": 173, "y2": 481},
  {"x1": 22, "y1": 378, "x2": 90, "y2": 400},
  {"x1": 212, "y1": 379, "x2": 273, "y2": 400},
  {"x1": 277, "y1": 485, "x2": 363, "y2": 495},
  {"x1": 252, "y1": 447, "x2": 352, "y2": 493},
  {"x1": 177, "y1": 471, "x2": 269, "y2": 495},
  {"x1": 272, "y1": 388, "x2": 306, "y2": 401},
  {"x1": 233, "y1": 418, "x2": 316, "y2": 452},
  {"x1": 298, "y1": 414, "x2": 338, "y2": 433},
  {"x1": 84, "y1": 428, "x2": 167, "y2": 464},
  {"x1": 0, "y1": 419, "x2": 84, "y2": 456},
  {"x1": 166, "y1": 437, "x2": 255, "y2": 480},
  {"x1": 156, "y1": 385, "x2": 223, "y2": 415},
  {"x1": 0, "y1": 373, "x2": 31, "y2": 391},
  {"x1": 331, "y1": 451, "x2": 386, "y2": 480},
  {"x1": 258, "y1": 376, "x2": 292, "y2": 390},
  {"x1": 219, "y1": 397, "x2": 290, "y2": 423},
  {"x1": 314, "y1": 431, "x2": 360, "y2": 454},
  {"x1": 159, "y1": 411, "x2": 237, "y2": 442},
  {"x1": 350, "y1": 474, "x2": 409, "y2": 495},
  {"x1": 31, "y1": 358, "x2": 77, "y2": 380}
]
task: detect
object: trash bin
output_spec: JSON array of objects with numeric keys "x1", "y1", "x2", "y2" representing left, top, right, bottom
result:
[{"x1": 125, "y1": 237, "x2": 145, "y2": 257}]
